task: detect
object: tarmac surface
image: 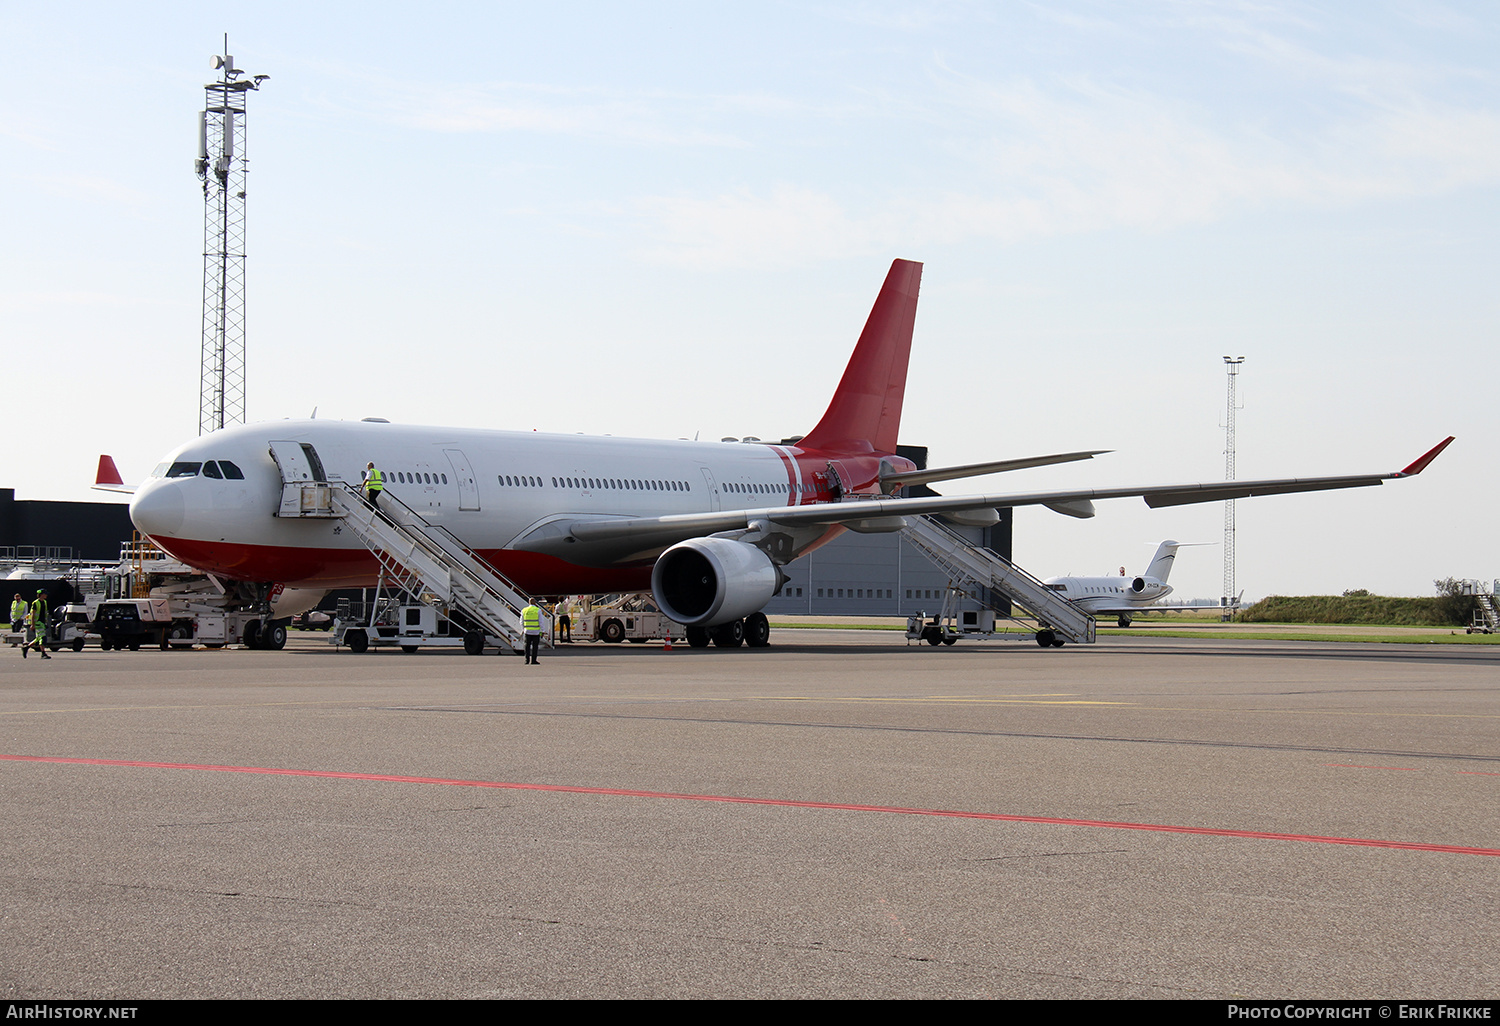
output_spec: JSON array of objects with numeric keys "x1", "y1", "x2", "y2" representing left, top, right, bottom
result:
[{"x1": 2, "y1": 629, "x2": 1498, "y2": 999}]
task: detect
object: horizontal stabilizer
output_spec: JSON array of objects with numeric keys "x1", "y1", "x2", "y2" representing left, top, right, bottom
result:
[{"x1": 881, "y1": 450, "x2": 1107, "y2": 491}]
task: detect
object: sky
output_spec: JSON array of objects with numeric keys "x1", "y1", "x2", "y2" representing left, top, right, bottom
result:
[{"x1": 3, "y1": 1, "x2": 1496, "y2": 602}]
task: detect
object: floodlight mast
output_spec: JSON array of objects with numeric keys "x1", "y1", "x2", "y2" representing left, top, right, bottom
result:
[
  {"x1": 195, "y1": 37, "x2": 267, "y2": 435},
  {"x1": 1222, "y1": 355, "x2": 1245, "y2": 620}
]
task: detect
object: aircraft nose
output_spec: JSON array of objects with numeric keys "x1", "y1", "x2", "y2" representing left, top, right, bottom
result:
[{"x1": 130, "y1": 482, "x2": 186, "y2": 537}]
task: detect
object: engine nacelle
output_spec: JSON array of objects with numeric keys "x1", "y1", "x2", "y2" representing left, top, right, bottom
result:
[
  {"x1": 1129, "y1": 577, "x2": 1146, "y2": 594},
  {"x1": 651, "y1": 537, "x2": 778, "y2": 628}
]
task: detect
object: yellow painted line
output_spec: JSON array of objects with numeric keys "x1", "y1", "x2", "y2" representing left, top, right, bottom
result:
[
  {"x1": 747, "y1": 696, "x2": 1135, "y2": 706},
  {"x1": 0, "y1": 699, "x2": 380, "y2": 716}
]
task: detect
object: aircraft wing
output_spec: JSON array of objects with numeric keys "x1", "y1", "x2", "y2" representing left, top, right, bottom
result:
[{"x1": 511, "y1": 437, "x2": 1453, "y2": 566}]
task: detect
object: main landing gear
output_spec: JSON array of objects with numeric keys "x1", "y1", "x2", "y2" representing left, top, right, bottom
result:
[
  {"x1": 685, "y1": 612, "x2": 771, "y2": 649},
  {"x1": 244, "y1": 618, "x2": 289, "y2": 650}
]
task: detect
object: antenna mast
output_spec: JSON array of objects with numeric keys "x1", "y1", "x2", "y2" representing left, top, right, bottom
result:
[
  {"x1": 1222, "y1": 355, "x2": 1245, "y2": 620},
  {"x1": 195, "y1": 37, "x2": 268, "y2": 434}
]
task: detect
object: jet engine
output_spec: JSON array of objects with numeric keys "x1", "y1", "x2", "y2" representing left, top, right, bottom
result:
[
  {"x1": 1128, "y1": 577, "x2": 1147, "y2": 593},
  {"x1": 651, "y1": 537, "x2": 778, "y2": 628}
]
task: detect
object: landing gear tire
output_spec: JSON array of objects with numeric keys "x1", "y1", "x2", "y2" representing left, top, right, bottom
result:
[
  {"x1": 1036, "y1": 629, "x2": 1056, "y2": 648},
  {"x1": 346, "y1": 629, "x2": 369, "y2": 653},
  {"x1": 463, "y1": 630, "x2": 485, "y2": 656},
  {"x1": 744, "y1": 612, "x2": 770, "y2": 648},
  {"x1": 685, "y1": 626, "x2": 711, "y2": 648},
  {"x1": 1117, "y1": 617, "x2": 1132, "y2": 628},
  {"x1": 600, "y1": 618, "x2": 626, "y2": 644},
  {"x1": 262, "y1": 624, "x2": 288, "y2": 651},
  {"x1": 712, "y1": 619, "x2": 745, "y2": 648},
  {"x1": 244, "y1": 620, "x2": 262, "y2": 650}
]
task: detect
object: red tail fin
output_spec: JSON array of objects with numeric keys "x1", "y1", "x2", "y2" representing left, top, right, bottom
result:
[
  {"x1": 799, "y1": 259, "x2": 922, "y2": 455},
  {"x1": 95, "y1": 455, "x2": 124, "y2": 487}
]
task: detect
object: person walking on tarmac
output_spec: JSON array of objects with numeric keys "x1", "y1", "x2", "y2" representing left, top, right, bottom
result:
[
  {"x1": 521, "y1": 599, "x2": 542, "y2": 665},
  {"x1": 362, "y1": 462, "x2": 384, "y2": 507},
  {"x1": 24, "y1": 588, "x2": 50, "y2": 660}
]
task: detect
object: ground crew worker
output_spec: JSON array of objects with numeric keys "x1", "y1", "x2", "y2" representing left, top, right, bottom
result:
[
  {"x1": 10, "y1": 593, "x2": 26, "y2": 637},
  {"x1": 362, "y1": 462, "x2": 384, "y2": 507},
  {"x1": 558, "y1": 599, "x2": 573, "y2": 643},
  {"x1": 521, "y1": 599, "x2": 542, "y2": 665},
  {"x1": 24, "y1": 589, "x2": 51, "y2": 660}
]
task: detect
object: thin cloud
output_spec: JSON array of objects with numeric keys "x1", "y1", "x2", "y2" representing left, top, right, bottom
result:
[
  {"x1": 330, "y1": 77, "x2": 754, "y2": 147},
  {"x1": 634, "y1": 41, "x2": 1500, "y2": 269}
]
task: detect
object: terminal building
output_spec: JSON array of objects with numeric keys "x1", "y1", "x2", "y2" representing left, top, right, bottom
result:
[{"x1": 0, "y1": 488, "x2": 132, "y2": 563}]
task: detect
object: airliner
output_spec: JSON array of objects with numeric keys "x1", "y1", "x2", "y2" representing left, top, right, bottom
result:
[
  {"x1": 116, "y1": 259, "x2": 1453, "y2": 649},
  {"x1": 1043, "y1": 540, "x2": 1199, "y2": 627}
]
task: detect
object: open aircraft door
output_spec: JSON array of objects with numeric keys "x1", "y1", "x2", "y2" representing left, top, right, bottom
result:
[
  {"x1": 269, "y1": 440, "x2": 335, "y2": 518},
  {"x1": 443, "y1": 449, "x2": 481, "y2": 511}
]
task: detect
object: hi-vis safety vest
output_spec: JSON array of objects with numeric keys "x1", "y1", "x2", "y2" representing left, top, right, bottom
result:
[
  {"x1": 366, "y1": 468, "x2": 384, "y2": 490},
  {"x1": 522, "y1": 605, "x2": 541, "y2": 633},
  {"x1": 10, "y1": 598, "x2": 26, "y2": 624}
]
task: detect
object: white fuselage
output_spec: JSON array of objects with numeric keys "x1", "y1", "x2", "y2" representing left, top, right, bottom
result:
[
  {"x1": 128, "y1": 418, "x2": 862, "y2": 594},
  {"x1": 1040, "y1": 573, "x2": 1173, "y2": 613}
]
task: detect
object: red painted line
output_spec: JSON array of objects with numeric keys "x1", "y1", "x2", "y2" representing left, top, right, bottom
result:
[{"x1": 6, "y1": 752, "x2": 1499, "y2": 857}]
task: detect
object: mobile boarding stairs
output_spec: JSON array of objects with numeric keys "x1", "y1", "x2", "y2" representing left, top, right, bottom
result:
[
  {"x1": 901, "y1": 514, "x2": 1096, "y2": 647},
  {"x1": 274, "y1": 468, "x2": 546, "y2": 654}
]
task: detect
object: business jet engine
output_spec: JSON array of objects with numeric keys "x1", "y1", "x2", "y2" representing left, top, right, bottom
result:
[
  {"x1": 651, "y1": 537, "x2": 779, "y2": 628},
  {"x1": 1128, "y1": 577, "x2": 1147, "y2": 594}
]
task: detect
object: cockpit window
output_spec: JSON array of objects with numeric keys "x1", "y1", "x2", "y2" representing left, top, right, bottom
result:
[
  {"x1": 166, "y1": 462, "x2": 202, "y2": 478},
  {"x1": 201, "y1": 461, "x2": 223, "y2": 479},
  {"x1": 219, "y1": 461, "x2": 244, "y2": 480},
  {"x1": 152, "y1": 463, "x2": 169, "y2": 478}
]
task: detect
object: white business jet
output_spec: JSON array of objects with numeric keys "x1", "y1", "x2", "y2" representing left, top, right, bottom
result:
[{"x1": 1043, "y1": 541, "x2": 1217, "y2": 627}]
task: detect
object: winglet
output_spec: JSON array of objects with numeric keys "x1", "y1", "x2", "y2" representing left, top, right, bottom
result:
[
  {"x1": 96, "y1": 455, "x2": 124, "y2": 487},
  {"x1": 1395, "y1": 436, "x2": 1454, "y2": 477}
]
